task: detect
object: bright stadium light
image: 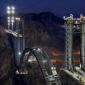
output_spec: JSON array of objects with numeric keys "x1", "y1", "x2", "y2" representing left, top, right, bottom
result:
[
  {"x1": 7, "y1": 6, "x2": 10, "y2": 10},
  {"x1": 11, "y1": 6, "x2": 15, "y2": 14},
  {"x1": 8, "y1": 17, "x2": 10, "y2": 19},
  {"x1": 6, "y1": 6, "x2": 15, "y2": 30},
  {"x1": 7, "y1": 6, "x2": 15, "y2": 14},
  {"x1": 8, "y1": 19, "x2": 10, "y2": 23},
  {"x1": 12, "y1": 6, "x2": 15, "y2": 10},
  {"x1": 11, "y1": 19, "x2": 15, "y2": 23},
  {"x1": 7, "y1": 6, "x2": 11, "y2": 14},
  {"x1": 7, "y1": 10, "x2": 11, "y2": 14}
]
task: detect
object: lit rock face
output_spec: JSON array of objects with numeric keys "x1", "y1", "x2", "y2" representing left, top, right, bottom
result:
[{"x1": 0, "y1": 28, "x2": 13, "y2": 85}]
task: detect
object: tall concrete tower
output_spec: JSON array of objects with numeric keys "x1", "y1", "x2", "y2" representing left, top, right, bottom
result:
[
  {"x1": 80, "y1": 15, "x2": 85, "y2": 69},
  {"x1": 64, "y1": 14, "x2": 73, "y2": 70}
]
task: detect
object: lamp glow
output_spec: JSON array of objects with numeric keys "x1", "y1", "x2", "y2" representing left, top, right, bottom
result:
[
  {"x1": 18, "y1": 52, "x2": 21, "y2": 55},
  {"x1": 11, "y1": 19, "x2": 15, "y2": 23},
  {"x1": 8, "y1": 19, "x2": 10, "y2": 22},
  {"x1": 6, "y1": 6, "x2": 15, "y2": 30},
  {"x1": 16, "y1": 17, "x2": 20, "y2": 21},
  {"x1": 11, "y1": 6, "x2": 15, "y2": 10},
  {"x1": 8, "y1": 17, "x2": 10, "y2": 19},
  {"x1": 7, "y1": 10, "x2": 11, "y2": 14},
  {"x1": 7, "y1": 6, "x2": 10, "y2": 10}
]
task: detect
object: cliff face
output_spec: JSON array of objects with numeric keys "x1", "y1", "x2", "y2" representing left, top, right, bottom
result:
[{"x1": 0, "y1": 28, "x2": 13, "y2": 85}]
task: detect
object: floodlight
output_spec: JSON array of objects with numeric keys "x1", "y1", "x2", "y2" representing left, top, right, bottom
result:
[
  {"x1": 11, "y1": 19, "x2": 15, "y2": 23},
  {"x1": 7, "y1": 6, "x2": 10, "y2": 10},
  {"x1": 7, "y1": 10, "x2": 11, "y2": 14},
  {"x1": 8, "y1": 17, "x2": 10, "y2": 20},
  {"x1": 18, "y1": 52, "x2": 21, "y2": 55},
  {"x1": 8, "y1": 19, "x2": 10, "y2": 22},
  {"x1": 11, "y1": 6, "x2": 15, "y2": 10},
  {"x1": 16, "y1": 17, "x2": 20, "y2": 21}
]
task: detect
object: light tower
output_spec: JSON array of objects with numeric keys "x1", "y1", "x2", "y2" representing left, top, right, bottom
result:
[
  {"x1": 6, "y1": 6, "x2": 15, "y2": 30},
  {"x1": 64, "y1": 14, "x2": 74, "y2": 70}
]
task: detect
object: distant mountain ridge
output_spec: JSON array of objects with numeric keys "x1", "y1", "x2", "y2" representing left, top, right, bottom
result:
[
  {"x1": 20, "y1": 12, "x2": 64, "y2": 24},
  {"x1": 0, "y1": 12, "x2": 80, "y2": 53},
  {"x1": 19, "y1": 12, "x2": 65, "y2": 52}
]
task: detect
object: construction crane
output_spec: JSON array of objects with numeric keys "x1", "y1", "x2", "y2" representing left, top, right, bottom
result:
[{"x1": 16, "y1": 48, "x2": 62, "y2": 85}]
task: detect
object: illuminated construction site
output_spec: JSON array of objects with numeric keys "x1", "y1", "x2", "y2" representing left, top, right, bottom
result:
[{"x1": 1, "y1": 5, "x2": 85, "y2": 85}]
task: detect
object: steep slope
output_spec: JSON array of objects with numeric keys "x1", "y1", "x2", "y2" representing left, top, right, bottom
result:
[
  {"x1": 0, "y1": 27, "x2": 13, "y2": 85},
  {"x1": 21, "y1": 12, "x2": 65, "y2": 52}
]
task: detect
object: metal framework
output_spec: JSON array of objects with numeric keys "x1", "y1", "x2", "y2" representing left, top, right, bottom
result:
[
  {"x1": 18, "y1": 48, "x2": 62, "y2": 85},
  {"x1": 63, "y1": 14, "x2": 85, "y2": 85}
]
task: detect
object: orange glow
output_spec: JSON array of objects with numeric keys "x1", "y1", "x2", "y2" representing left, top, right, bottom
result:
[
  {"x1": 51, "y1": 60, "x2": 56, "y2": 63},
  {"x1": 73, "y1": 60, "x2": 80, "y2": 64},
  {"x1": 51, "y1": 59, "x2": 80, "y2": 64},
  {"x1": 49, "y1": 50, "x2": 80, "y2": 57},
  {"x1": 51, "y1": 59, "x2": 63, "y2": 63},
  {"x1": 50, "y1": 51, "x2": 64, "y2": 57},
  {"x1": 73, "y1": 51, "x2": 80, "y2": 57},
  {"x1": 49, "y1": 49, "x2": 80, "y2": 64}
]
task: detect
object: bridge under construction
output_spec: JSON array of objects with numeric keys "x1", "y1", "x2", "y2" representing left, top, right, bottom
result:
[{"x1": 1, "y1": 6, "x2": 85, "y2": 85}]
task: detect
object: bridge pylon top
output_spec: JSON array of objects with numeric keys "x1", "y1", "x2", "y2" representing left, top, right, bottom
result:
[{"x1": 63, "y1": 14, "x2": 85, "y2": 25}]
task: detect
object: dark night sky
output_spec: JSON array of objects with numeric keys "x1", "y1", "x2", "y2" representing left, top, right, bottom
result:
[{"x1": 0, "y1": 0, "x2": 84, "y2": 17}]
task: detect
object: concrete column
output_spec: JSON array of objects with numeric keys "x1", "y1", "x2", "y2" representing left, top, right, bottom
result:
[{"x1": 64, "y1": 14, "x2": 73, "y2": 70}]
